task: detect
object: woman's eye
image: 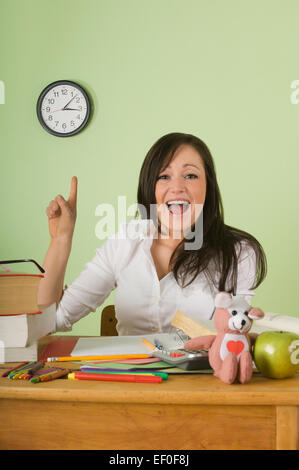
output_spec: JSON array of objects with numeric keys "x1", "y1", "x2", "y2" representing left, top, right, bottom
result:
[
  {"x1": 157, "y1": 173, "x2": 198, "y2": 181},
  {"x1": 157, "y1": 174, "x2": 169, "y2": 180},
  {"x1": 185, "y1": 174, "x2": 198, "y2": 179}
]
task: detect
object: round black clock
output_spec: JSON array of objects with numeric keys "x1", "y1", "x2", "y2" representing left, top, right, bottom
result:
[{"x1": 36, "y1": 80, "x2": 91, "y2": 137}]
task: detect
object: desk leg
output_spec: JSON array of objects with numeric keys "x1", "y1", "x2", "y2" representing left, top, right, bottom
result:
[{"x1": 276, "y1": 406, "x2": 299, "y2": 450}]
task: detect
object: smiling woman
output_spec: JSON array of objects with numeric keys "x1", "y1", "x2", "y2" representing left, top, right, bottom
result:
[
  {"x1": 38, "y1": 132, "x2": 267, "y2": 335},
  {"x1": 137, "y1": 133, "x2": 267, "y2": 293},
  {"x1": 154, "y1": 144, "x2": 206, "y2": 241}
]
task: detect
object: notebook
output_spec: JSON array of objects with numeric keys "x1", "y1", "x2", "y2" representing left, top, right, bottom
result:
[{"x1": 70, "y1": 333, "x2": 184, "y2": 357}]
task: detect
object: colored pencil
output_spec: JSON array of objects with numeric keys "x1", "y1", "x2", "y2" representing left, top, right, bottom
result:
[
  {"x1": 47, "y1": 354, "x2": 151, "y2": 362},
  {"x1": 68, "y1": 371, "x2": 162, "y2": 383}
]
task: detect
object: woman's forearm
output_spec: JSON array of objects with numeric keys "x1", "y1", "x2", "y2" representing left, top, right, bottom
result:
[{"x1": 37, "y1": 237, "x2": 72, "y2": 309}]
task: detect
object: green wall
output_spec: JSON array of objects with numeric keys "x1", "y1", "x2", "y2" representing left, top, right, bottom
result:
[{"x1": 1, "y1": 0, "x2": 298, "y2": 335}]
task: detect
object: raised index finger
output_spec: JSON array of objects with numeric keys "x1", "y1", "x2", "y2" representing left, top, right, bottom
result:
[{"x1": 68, "y1": 176, "x2": 78, "y2": 207}]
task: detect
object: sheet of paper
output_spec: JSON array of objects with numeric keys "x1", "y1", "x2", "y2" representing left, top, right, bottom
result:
[{"x1": 71, "y1": 333, "x2": 184, "y2": 357}]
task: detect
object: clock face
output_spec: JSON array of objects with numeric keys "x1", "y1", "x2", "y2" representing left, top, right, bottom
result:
[{"x1": 36, "y1": 80, "x2": 91, "y2": 137}]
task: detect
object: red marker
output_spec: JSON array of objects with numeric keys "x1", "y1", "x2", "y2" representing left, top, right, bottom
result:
[{"x1": 68, "y1": 371, "x2": 162, "y2": 383}]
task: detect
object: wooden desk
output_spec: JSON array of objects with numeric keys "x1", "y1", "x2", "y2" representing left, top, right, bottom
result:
[{"x1": 0, "y1": 335, "x2": 299, "y2": 450}]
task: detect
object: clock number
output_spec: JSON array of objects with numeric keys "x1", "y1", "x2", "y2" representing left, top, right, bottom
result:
[
  {"x1": 54, "y1": 91, "x2": 59, "y2": 98},
  {"x1": 62, "y1": 123, "x2": 67, "y2": 130},
  {"x1": 61, "y1": 88, "x2": 67, "y2": 95},
  {"x1": 77, "y1": 114, "x2": 81, "y2": 120},
  {"x1": 46, "y1": 106, "x2": 50, "y2": 112},
  {"x1": 48, "y1": 98, "x2": 55, "y2": 104},
  {"x1": 70, "y1": 120, "x2": 75, "y2": 127},
  {"x1": 55, "y1": 121, "x2": 59, "y2": 127},
  {"x1": 48, "y1": 115, "x2": 53, "y2": 121}
]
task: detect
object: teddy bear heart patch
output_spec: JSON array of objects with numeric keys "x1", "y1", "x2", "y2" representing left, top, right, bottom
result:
[{"x1": 227, "y1": 340, "x2": 244, "y2": 356}]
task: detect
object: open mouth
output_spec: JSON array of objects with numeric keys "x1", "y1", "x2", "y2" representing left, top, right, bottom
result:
[{"x1": 166, "y1": 200, "x2": 191, "y2": 216}]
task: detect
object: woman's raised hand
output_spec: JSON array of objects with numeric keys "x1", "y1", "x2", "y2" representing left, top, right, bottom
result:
[{"x1": 46, "y1": 176, "x2": 78, "y2": 240}]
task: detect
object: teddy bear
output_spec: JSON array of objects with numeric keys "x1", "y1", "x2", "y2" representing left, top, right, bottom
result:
[{"x1": 184, "y1": 292, "x2": 264, "y2": 384}]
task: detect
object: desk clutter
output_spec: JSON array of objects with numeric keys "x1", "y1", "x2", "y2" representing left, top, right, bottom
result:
[
  {"x1": 1, "y1": 333, "x2": 215, "y2": 385},
  {"x1": 0, "y1": 260, "x2": 56, "y2": 362}
]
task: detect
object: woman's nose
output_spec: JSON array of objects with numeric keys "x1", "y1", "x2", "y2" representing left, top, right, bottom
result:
[{"x1": 169, "y1": 176, "x2": 186, "y2": 191}]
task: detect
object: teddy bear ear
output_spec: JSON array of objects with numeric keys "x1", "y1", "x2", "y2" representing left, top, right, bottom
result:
[
  {"x1": 248, "y1": 307, "x2": 264, "y2": 320},
  {"x1": 215, "y1": 292, "x2": 232, "y2": 308}
]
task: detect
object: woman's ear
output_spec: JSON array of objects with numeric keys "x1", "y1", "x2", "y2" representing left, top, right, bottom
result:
[
  {"x1": 215, "y1": 292, "x2": 232, "y2": 309},
  {"x1": 248, "y1": 307, "x2": 264, "y2": 320}
]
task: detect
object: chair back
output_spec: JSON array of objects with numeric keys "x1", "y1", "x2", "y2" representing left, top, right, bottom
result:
[{"x1": 100, "y1": 305, "x2": 118, "y2": 336}]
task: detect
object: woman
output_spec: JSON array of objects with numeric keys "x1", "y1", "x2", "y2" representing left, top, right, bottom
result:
[{"x1": 37, "y1": 132, "x2": 267, "y2": 334}]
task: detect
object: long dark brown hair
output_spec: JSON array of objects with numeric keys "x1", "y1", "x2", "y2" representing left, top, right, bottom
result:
[{"x1": 137, "y1": 132, "x2": 267, "y2": 294}]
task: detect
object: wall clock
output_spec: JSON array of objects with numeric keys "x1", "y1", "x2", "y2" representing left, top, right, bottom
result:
[{"x1": 36, "y1": 80, "x2": 91, "y2": 137}]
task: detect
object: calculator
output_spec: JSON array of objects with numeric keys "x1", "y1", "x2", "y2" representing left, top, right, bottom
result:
[{"x1": 153, "y1": 348, "x2": 211, "y2": 371}]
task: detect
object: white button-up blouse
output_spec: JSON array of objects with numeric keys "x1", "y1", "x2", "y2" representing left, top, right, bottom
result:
[{"x1": 55, "y1": 219, "x2": 257, "y2": 335}]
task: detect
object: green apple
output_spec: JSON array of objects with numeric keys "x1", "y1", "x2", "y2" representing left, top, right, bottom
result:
[{"x1": 253, "y1": 330, "x2": 299, "y2": 379}]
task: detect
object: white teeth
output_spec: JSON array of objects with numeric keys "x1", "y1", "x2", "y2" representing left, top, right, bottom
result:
[{"x1": 166, "y1": 200, "x2": 190, "y2": 205}]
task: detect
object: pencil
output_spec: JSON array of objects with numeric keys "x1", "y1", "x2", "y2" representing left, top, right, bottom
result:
[
  {"x1": 68, "y1": 371, "x2": 162, "y2": 383},
  {"x1": 47, "y1": 354, "x2": 151, "y2": 362},
  {"x1": 142, "y1": 338, "x2": 156, "y2": 350}
]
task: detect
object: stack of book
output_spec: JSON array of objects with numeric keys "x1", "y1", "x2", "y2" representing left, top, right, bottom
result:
[{"x1": 0, "y1": 266, "x2": 56, "y2": 362}]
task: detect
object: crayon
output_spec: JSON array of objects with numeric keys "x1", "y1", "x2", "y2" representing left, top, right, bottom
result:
[
  {"x1": 17, "y1": 362, "x2": 45, "y2": 379},
  {"x1": 2, "y1": 362, "x2": 29, "y2": 377},
  {"x1": 29, "y1": 367, "x2": 63, "y2": 380},
  {"x1": 8, "y1": 362, "x2": 38, "y2": 379},
  {"x1": 40, "y1": 369, "x2": 71, "y2": 382},
  {"x1": 31, "y1": 369, "x2": 70, "y2": 383}
]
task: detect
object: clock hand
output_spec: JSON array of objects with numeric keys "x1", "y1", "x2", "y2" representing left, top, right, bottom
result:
[
  {"x1": 62, "y1": 94, "x2": 78, "y2": 110},
  {"x1": 62, "y1": 108, "x2": 82, "y2": 111}
]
